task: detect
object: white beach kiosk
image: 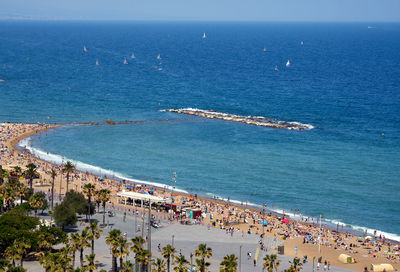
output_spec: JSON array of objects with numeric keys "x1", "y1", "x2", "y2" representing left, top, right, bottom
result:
[{"x1": 116, "y1": 190, "x2": 166, "y2": 207}]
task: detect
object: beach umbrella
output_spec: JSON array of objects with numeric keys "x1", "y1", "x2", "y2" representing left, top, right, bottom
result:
[
  {"x1": 263, "y1": 220, "x2": 268, "y2": 226},
  {"x1": 282, "y1": 218, "x2": 290, "y2": 224}
]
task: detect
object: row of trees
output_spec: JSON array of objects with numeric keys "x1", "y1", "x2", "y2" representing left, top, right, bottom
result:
[{"x1": 103, "y1": 227, "x2": 303, "y2": 272}]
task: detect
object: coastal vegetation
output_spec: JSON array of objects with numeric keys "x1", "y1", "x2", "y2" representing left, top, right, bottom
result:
[{"x1": 0, "y1": 163, "x2": 306, "y2": 271}]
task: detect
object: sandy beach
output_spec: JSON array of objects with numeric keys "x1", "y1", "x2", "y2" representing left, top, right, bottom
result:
[{"x1": 1, "y1": 122, "x2": 399, "y2": 271}]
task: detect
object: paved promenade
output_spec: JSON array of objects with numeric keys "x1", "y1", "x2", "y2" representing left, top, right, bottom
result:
[{"x1": 25, "y1": 207, "x2": 355, "y2": 272}]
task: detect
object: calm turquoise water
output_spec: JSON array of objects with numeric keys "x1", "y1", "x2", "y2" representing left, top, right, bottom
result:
[{"x1": 1, "y1": 21, "x2": 399, "y2": 239}]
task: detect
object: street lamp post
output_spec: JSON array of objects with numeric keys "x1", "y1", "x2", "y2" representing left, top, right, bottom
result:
[
  {"x1": 262, "y1": 204, "x2": 266, "y2": 237},
  {"x1": 313, "y1": 256, "x2": 315, "y2": 271},
  {"x1": 171, "y1": 172, "x2": 176, "y2": 195},
  {"x1": 318, "y1": 214, "x2": 322, "y2": 253},
  {"x1": 239, "y1": 245, "x2": 242, "y2": 272}
]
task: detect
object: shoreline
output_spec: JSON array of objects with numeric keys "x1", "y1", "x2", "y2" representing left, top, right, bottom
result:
[
  {"x1": 18, "y1": 123, "x2": 400, "y2": 244},
  {"x1": 1, "y1": 122, "x2": 399, "y2": 271}
]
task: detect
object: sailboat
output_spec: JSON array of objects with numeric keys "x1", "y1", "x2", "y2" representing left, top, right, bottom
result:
[
  {"x1": 286, "y1": 60, "x2": 290, "y2": 67},
  {"x1": 131, "y1": 53, "x2": 135, "y2": 59},
  {"x1": 203, "y1": 32, "x2": 207, "y2": 39},
  {"x1": 83, "y1": 46, "x2": 87, "y2": 53},
  {"x1": 157, "y1": 54, "x2": 161, "y2": 60},
  {"x1": 274, "y1": 66, "x2": 279, "y2": 71},
  {"x1": 264, "y1": 47, "x2": 267, "y2": 52},
  {"x1": 123, "y1": 57, "x2": 128, "y2": 65},
  {"x1": 301, "y1": 41, "x2": 304, "y2": 45},
  {"x1": 96, "y1": 59, "x2": 99, "y2": 66}
]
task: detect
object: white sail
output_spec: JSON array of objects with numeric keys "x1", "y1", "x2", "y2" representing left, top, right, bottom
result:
[
  {"x1": 203, "y1": 32, "x2": 207, "y2": 39},
  {"x1": 123, "y1": 57, "x2": 128, "y2": 65},
  {"x1": 157, "y1": 54, "x2": 161, "y2": 60},
  {"x1": 274, "y1": 66, "x2": 279, "y2": 71},
  {"x1": 96, "y1": 59, "x2": 99, "y2": 66},
  {"x1": 264, "y1": 47, "x2": 267, "y2": 52},
  {"x1": 131, "y1": 53, "x2": 135, "y2": 59},
  {"x1": 301, "y1": 41, "x2": 304, "y2": 45},
  {"x1": 83, "y1": 46, "x2": 87, "y2": 53},
  {"x1": 286, "y1": 60, "x2": 290, "y2": 67}
]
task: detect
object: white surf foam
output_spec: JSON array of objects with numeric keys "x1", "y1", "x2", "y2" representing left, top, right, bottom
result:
[
  {"x1": 324, "y1": 218, "x2": 400, "y2": 242},
  {"x1": 17, "y1": 137, "x2": 188, "y2": 193},
  {"x1": 18, "y1": 137, "x2": 399, "y2": 242}
]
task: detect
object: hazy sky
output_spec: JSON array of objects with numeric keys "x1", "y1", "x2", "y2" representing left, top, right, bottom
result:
[{"x1": 1, "y1": 0, "x2": 399, "y2": 22}]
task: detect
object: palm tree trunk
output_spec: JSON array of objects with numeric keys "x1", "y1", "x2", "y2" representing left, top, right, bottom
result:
[
  {"x1": 51, "y1": 178, "x2": 55, "y2": 210},
  {"x1": 91, "y1": 240, "x2": 94, "y2": 255},
  {"x1": 20, "y1": 256, "x2": 24, "y2": 268},
  {"x1": 66, "y1": 174, "x2": 69, "y2": 193},
  {"x1": 80, "y1": 248, "x2": 84, "y2": 268},
  {"x1": 72, "y1": 252, "x2": 76, "y2": 268},
  {"x1": 167, "y1": 258, "x2": 170, "y2": 272},
  {"x1": 103, "y1": 203, "x2": 106, "y2": 225},
  {"x1": 87, "y1": 197, "x2": 91, "y2": 222},
  {"x1": 120, "y1": 257, "x2": 123, "y2": 269},
  {"x1": 29, "y1": 176, "x2": 33, "y2": 189},
  {"x1": 112, "y1": 256, "x2": 117, "y2": 272}
]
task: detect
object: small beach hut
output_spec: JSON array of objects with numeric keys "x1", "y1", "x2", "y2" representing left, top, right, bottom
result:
[
  {"x1": 371, "y1": 264, "x2": 394, "y2": 272},
  {"x1": 338, "y1": 254, "x2": 355, "y2": 264}
]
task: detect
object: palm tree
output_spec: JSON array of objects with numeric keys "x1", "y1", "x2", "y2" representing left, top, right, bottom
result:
[
  {"x1": 263, "y1": 254, "x2": 280, "y2": 272},
  {"x1": 98, "y1": 189, "x2": 111, "y2": 225},
  {"x1": 38, "y1": 251, "x2": 56, "y2": 272},
  {"x1": 195, "y1": 244, "x2": 212, "y2": 272},
  {"x1": 131, "y1": 236, "x2": 146, "y2": 271},
  {"x1": 78, "y1": 229, "x2": 91, "y2": 268},
  {"x1": 174, "y1": 255, "x2": 189, "y2": 272},
  {"x1": 83, "y1": 183, "x2": 96, "y2": 221},
  {"x1": 0, "y1": 186, "x2": 16, "y2": 210},
  {"x1": 94, "y1": 190, "x2": 101, "y2": 213},
  {"x1": 57, "y1": 246, "x2": 74, "y2": 272},
  {"x1": 70, "y1": 234, "x2": 81, "y2": 268},
  {"x1": 105, "y1": 229, "x2": 121, "y2": 272},
  {"x1": 195, "y1": 259, "x2": 211, "y2": 272},
  {"x1": 14, "y1": 239, "x2": 31, "y2": 268},
  {"x1": 15, "y1": 183, "x2": 28, "y2": 205},
  {"x1": 12, "y1": 166, "x2": 23, "y2": 179},
  {"x1": 49, "y1": 169, "x2": 57, "y2": 210},
  {"x1": 83, "y1": 254, "x2": 98, "y2": 272},
  {"x1": 162, "y1": 244, "x2": 176, "y2": 272},
  {"x1": 121, "y1": 260, "x2": 135, "y2": 272},
  {"x1": 4, "y1": 244, "x2": 20, "y2": 267},
  {"x1": 85, "y1": 221, "x2": 102, "y2": 255},
  {"x1": 29, "y1": 192, "x2": 46, "y2": 215},
  {"x1": 24, "y1": 163, "x2": 38, "y2": 189},
  {"x1": 136, "y1": 249, "x2": 151, "y2": 272},
  {"x1": 62, "y1": 161, "x2": 75, "y2": 193},
  {"x1": 152, "y1": 258, "x2": 167, "y2": 272},
  {"x1": 288, "y1": 257, "x2": 302, "y2": 271},
  {"x1": 116, "y1": 236, "x2": 131, "y2": 269},
  {"x1": 220, "y1": 254, "x2": 238, "y2": 272}
]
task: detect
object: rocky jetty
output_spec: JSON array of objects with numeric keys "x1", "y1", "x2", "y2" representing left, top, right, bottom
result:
[{"x1": 162, "y1": 108, "x2": 314, "y2": 130}]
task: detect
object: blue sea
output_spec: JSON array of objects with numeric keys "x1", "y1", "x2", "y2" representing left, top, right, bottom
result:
[{"x1": 1, "y1": 21, "x2": 399, "y2": 240}]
